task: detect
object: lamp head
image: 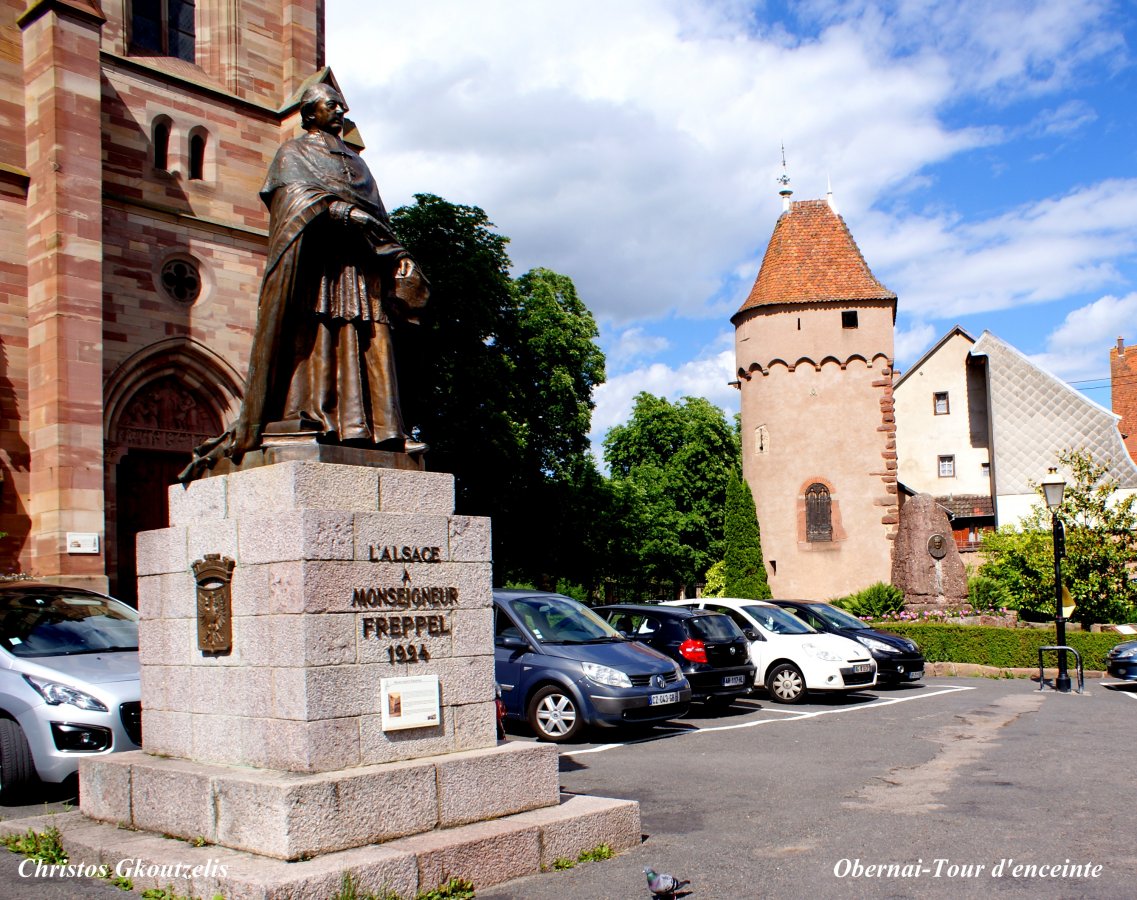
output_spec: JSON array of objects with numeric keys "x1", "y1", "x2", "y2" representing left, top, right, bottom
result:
[{"x1": 1041, "y1": 467, "x2": 1066, "y2": 510}]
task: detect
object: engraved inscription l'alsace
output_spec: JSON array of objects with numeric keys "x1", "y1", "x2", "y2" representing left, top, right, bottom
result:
[{"x1": 354, "y1": 544, "x2": 458, "y2": 664}]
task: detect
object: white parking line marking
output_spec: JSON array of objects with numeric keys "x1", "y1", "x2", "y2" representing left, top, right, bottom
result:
[{"x1": 563, "y1": 685, "x2": 976, "y2": 757}]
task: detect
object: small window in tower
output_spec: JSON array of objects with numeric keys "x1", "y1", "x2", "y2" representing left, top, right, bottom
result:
[
  {"x1": 934, "y1": 391, "x2": 950, "y2": 415},
  {"x1": 152, "y1": 119, "x2": 171, "y2": 171},
  {"x1": 131, "y1": 0, "x2": 196, "y2": 63},
  {"x1": 841, "y1": 310, "x2": 858, "y2": 329},
  {"x1": 938, "y1": 455, "x2": 956, "y2": 478},
  {"x1": 981, "y1": 461, "x2": 990, "y2": 478},
  {"x1": 755, "y1": 424, "x2": 769, "y2": 455},
  {"x1": 189, "y1": 132, "x2": 206, "y2": 180},
  {"x1": 805, "y1": 483, "x2": 832, "y2": 542}
]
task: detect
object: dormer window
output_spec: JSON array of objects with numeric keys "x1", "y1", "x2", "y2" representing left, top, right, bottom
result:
[{"x1": 132, "y1": 0, "x2": 197, "y2": 63}]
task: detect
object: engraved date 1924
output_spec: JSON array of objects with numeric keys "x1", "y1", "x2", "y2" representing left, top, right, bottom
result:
[{"x1": 387, "y1": 643, "x2": 431, "y2": 664}]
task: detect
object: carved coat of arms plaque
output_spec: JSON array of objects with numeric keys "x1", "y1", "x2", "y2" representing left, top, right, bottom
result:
[{"x1": 193, "y1": 553, "x2": 235, "y2": 653}]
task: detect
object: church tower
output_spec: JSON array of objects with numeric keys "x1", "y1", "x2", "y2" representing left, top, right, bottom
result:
[{"x1": 732, "y1": 182, "x2": 898, "y2": 598}]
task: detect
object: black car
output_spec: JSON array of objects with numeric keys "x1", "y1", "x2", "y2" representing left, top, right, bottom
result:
[
  {"x1": 595, "y1": 604, "x2": 756, "y2": 707},
  {"x1": 771, "y1": 600, "x2": 925, "y2": 685},
  {"x1": 1106, "y1": 640, "x2": 1137, "y2": 680}
]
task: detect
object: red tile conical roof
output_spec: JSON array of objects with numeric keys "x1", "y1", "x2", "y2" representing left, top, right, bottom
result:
[{"x1": 735, "y1": 199, "x2": 895, "y2": 319}]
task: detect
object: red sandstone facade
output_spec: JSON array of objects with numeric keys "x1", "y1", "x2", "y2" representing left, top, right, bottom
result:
[
  {"x1": 733, "y1": 195, "x2": 898, "y2": 598},
  {"x1": 1111, "y1": 337, "x2": 1137, "y2": 465},
  {"x1": 0, "y1": 0, "x2": 327, "y2": 597}
]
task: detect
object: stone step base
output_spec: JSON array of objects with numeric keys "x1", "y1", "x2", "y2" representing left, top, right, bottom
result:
[
  {"x1": 81, "y1": 742, "x2": 560, "y2": 861},
  {"x1": 0, "y1": 793, "x2": 640, "y2": 900}
]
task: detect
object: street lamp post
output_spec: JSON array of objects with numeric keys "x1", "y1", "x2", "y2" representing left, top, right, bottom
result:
[{"x1": 1041, "y1": 467, "x2": 1071, "y2": 693}]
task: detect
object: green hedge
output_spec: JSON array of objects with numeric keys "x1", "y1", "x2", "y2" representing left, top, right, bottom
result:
[{"x1": 873, "y1": 623, "x2": 1131, "y2": 671}]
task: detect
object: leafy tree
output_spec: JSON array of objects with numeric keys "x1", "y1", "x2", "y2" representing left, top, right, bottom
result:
[
  {"x1": 391, "y1": 196, "x2": 605, "y2": 584},
  {"x1": 980, "y1": 448, "x2": 1137, "y2": 624},
  {"x1": 702, "y1": 560, "x2": 726, "y2": 598},
  {"x1": 722, "y1": 470, "x2": 771, "y2": 599},
  {"x1": 603, "y1": 394, "x2": 740, "y2": 598}
]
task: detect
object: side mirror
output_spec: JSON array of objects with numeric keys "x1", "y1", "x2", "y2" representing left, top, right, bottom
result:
[
  {"x1": 743, "y1": 628, "x2": 762, "y2": 642},
  {"x1": 496, "y1": 634, "x2": 529, "y2": 651}
]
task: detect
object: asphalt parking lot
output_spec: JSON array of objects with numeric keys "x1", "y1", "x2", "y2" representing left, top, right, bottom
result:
[
  {"x1": 3, "y1": 676, "x2": 1136, "y2": 899},
  {"x1": 482, "y1": 676, "x2": 1137, "y2": 899}
]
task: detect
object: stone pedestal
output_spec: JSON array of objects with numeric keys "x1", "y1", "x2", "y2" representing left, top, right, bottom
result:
[{"x1": 70, "y1": 461, "x2": 639, "y2": 898}]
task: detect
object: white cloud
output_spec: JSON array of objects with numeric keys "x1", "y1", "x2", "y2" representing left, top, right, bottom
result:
[
  {"x1": 606, "y1": 327, "x2": 671, "y2": 372},
  {"x1": 327, "y1": 0, "x2": 1123, "y2": 329},
  {"x1": 893, "y1": 322, "x2": 938, "y2": 370},
  {"x1": 590, "y1": 348, "x2": 738, "y2": 445},
  {"x1": 1029, "y1": 292, "x2": 1137, "y2": 381},
  {"x1": 864, "y1": 180, "x2": 1137, "y2": 320}
]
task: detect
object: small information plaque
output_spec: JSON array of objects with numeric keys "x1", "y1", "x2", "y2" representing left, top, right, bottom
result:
[{"x1": 380, "y1": 674, "x2": 441, "y2": 731}]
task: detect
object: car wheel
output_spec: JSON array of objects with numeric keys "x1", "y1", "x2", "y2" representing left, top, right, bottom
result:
[
  {"x1": 766, "y1": 663, "x2": 807, "y2": 704},
  {"x1": 0, "y1": 718, "x2": 36, "y2": 801},
  {"x1": 527, "y1": 685, "x2": 583, "y2": 742}
]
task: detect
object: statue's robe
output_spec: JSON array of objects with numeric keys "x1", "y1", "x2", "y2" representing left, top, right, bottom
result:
[{"x1": 180, "y1": 130, "x2": 427, "y2": 480}]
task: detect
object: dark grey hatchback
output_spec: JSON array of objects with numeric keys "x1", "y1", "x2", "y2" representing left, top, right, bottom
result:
[
  {"x1": 595, "y1": 604, "x2": 756, "y2": 707},
  {"x1": 772, "y1": 600, "x2": 925, "y2": 684},
  {"x1": 494, "y1": 590, "x2": 691, "y2": 742}
]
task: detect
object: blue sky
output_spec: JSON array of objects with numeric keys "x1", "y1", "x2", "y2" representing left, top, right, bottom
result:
[{"x1": 327, "y1": 0, "x2": 1137, "y2": 444}]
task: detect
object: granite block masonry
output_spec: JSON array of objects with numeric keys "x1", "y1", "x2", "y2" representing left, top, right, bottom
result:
[
  {"x1": 78, "y1": 461, "x2": 641, "y2": 895},
  {"x1": 134, "y1": 460, "x2": 496, "y2": 772}
]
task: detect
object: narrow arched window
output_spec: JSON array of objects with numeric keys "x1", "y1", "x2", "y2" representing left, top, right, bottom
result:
[
  {"x1": 153, "y1": 118, "x2": 171, "y2": 171},
  {"x1": 805, "y1": 483, "x2": 832, "y2": 542},
  {"x1": 188, "y1": 132, "x2": 206, "y2": 180}
]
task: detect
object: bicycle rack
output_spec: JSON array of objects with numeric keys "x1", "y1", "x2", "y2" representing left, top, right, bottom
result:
[{"x1": 1037, "y1": 645, "x2": 1084, "y2": 693}]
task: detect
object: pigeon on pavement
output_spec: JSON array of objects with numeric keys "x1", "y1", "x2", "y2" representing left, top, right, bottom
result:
[{"x1": 645, "y1": 865, "x2": 690, "y2": 897}]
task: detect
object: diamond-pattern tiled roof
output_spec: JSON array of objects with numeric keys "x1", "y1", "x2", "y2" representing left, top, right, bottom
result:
[
  {"x1": 972, "y1": 331, "x2": 1137, "y2": 494},
  {"x1": 735, "y1": 199, "x2": 896, "y2": 316}
]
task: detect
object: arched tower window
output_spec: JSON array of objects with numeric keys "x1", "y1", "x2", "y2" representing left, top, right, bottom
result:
[
  {"x1": 188, "y1": 130, "x2": 207, "y2": 180},
  {"x1": 805, "y1": 483, "x2": 832, "y2": 542},
  {"x1": 132, "y1": 0, "x2": 197, "y2": 63},
  {"x1": 152, "y1": 117, "x2": 171, "y2": 171}
]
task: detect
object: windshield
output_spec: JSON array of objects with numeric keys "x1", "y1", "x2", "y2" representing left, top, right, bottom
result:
[
  {"x1": 743, "y1": 605, "x2": 815, "y2": 635},
  {"x1": 0, "y1": 589, "x2": 139, "y2": 658},
  {"x1": 508, "y1": 595, "x2": 621, "y2": 644},
  {"x1": 810, "y1": 603, "x2": 870, "y2": 631}
]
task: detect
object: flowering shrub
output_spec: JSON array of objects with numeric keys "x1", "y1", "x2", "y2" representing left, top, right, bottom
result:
[{"x1": 867, "y1": 605, "x2": 1011, "y2": 624}]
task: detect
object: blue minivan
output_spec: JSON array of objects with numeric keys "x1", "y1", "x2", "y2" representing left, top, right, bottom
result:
[{"x1": 494, "y1": 590, "x2": 691, "y2": 741}]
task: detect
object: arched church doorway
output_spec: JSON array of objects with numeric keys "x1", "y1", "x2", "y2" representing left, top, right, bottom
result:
[
  {"x1": 111, "y1": 377, "x2": 222, "y2": 604},
  {"x1": 105, "y1": 342, "x2": 242, "y2": 605}
]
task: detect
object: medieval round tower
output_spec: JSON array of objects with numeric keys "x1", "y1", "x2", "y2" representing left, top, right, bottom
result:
[{"x1": 732, "y1": 188, "x2": 898, "y2": 598}]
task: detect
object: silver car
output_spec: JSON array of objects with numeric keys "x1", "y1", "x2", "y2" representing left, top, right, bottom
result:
[{"x1": 0, "y1": 582, "x2": 141, "y2": 799}]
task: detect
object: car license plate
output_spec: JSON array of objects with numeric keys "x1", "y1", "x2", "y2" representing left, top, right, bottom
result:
[
  {"x1": 853, "y1": 664, "x2": 872, "y2": 673},
  {"x1": 649, "y1": 691, "x2": 679, "y2": 706},
  {"x1": 908, "y1": 670, "x2": 924, "y2": 680},
  {"x1": 722, "y1": 675, "x2": 746, "y2": 687}
]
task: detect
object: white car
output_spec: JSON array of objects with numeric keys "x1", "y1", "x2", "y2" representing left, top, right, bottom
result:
[{"x1": 663, "y1": 598, "x2": 876, "y2": 703}]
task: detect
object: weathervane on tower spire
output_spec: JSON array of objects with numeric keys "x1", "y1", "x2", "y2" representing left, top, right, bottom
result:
[{"x1": 778, "y1": 143, "x2": 793, "y2": 211}]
